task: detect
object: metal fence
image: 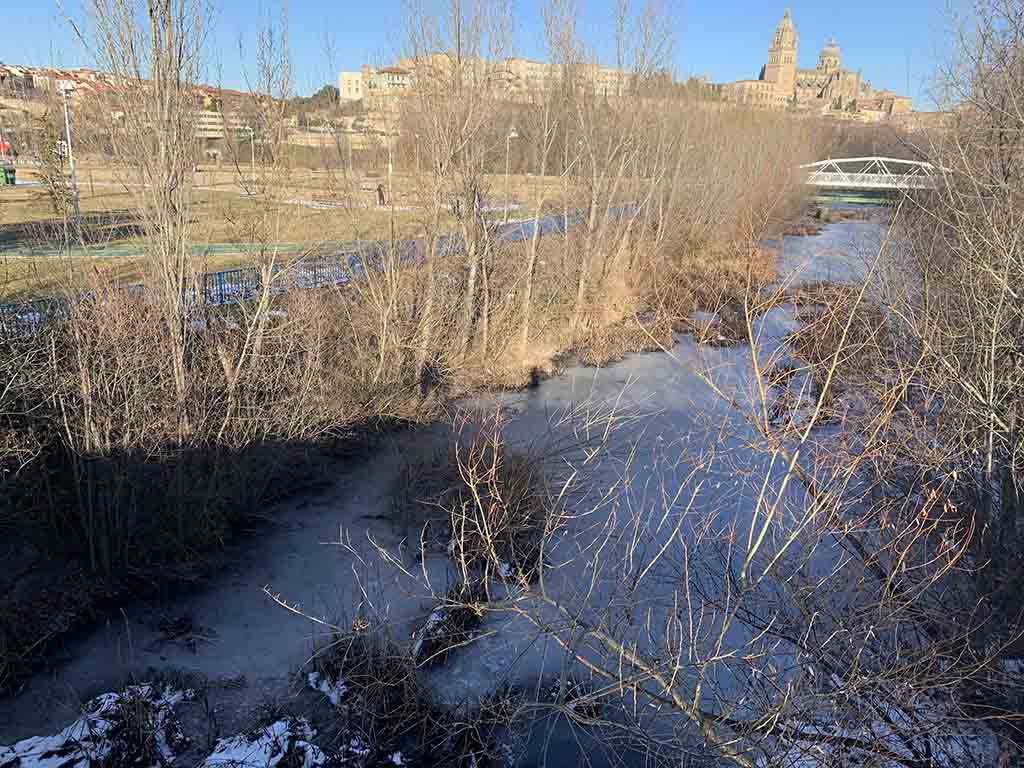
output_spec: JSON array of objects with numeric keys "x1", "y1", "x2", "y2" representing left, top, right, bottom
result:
[{"x1": 0, "y1": 205, "x2": 629, "y2": 336}]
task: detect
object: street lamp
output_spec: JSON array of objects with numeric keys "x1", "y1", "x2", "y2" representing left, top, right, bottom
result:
[
  {"x1": 322, "y1": 119, "x2": 341, "y2": 174},
  {"x1": 0, "y1": 115, "x2": 9, "y2": 166},
  {"x1": 387, "y1": 131, "x2": 394, "y2": 204},
  {"x1": 504, "y1": 126, "x2": 519, "y2": 222},
  {"x1": 58, "y1": 82, "x2": 81, "y2": 231},
  {"x1": 243, "y1": 125, "x2": 255, "y2": 183}
]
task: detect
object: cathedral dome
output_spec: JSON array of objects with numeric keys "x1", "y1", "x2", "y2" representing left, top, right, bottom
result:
[
  {"x1": 821, "y1": 38, "x2": 840, "y2": 57},
  {"x1": 818, "y1": 37, "x2": 841, "y2": 71}
]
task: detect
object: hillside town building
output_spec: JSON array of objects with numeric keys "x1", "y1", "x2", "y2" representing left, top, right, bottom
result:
[{"x1": 339, "y1": 55, "x2": 633, "y2": 107}]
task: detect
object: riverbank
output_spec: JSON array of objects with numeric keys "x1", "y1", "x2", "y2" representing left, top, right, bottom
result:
[
  {"x1": 0, "y1": 190, "x2": 813, "y2": 697},
  {"x1": 0, "y1": 213, "x2": 886, "y2": 766}
]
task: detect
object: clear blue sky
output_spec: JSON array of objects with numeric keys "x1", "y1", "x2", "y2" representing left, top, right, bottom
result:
[{"x1": 5, "y1": 1, "x2": 956, "y2": 108}]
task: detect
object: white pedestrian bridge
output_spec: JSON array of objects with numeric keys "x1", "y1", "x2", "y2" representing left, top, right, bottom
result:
[{"x1": 801, "y1": 156, "x2": 937, "y2": 191}]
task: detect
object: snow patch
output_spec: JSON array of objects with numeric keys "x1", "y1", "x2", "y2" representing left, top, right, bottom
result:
[
  {"x1": 338, "y1": 736, "x2": 371, "y2": 765},
  {"x1": 411, "y1": 611, "x2": 445, "y2": 660},
  {"x1": 306, "y1": 670, "x2": 348, "y2": 706},
  {"x1": 765, "y1": 693, "x2": 1001, "y2": 768},
  {"x1": 203, "y1": 718, "x2": 326, "y2": 768},
  {"x1": 0, "y1": 685, "x2": 192, "y2": 768}
]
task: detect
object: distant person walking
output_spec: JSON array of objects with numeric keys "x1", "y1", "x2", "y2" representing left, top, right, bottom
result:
[{"x1": 376, "y1": 183, "x2": 386, "y2": 207}]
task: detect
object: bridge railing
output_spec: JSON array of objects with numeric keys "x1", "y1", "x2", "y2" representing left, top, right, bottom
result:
[{"x1": 804, "y1": 171, "x2": 935, "y2": 190}]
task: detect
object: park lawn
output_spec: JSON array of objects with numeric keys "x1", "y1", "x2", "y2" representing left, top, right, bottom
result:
[
  {"x1": 0, "y1": 165, "x2": 565, "y2": 301},
  {"x1": 0, "y1": 185, "x2": 460, "y2": 301},
  {"x1": 186, "y1": 190, "x2": 452, "y2": 243},
  {"x1": 0, "y1": 182, "x2": 448, "y2": 242}
]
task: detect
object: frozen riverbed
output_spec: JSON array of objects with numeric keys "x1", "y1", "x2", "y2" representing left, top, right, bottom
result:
[{"x1": 0, "y1": 212, "x2": 888, "y2": 764}]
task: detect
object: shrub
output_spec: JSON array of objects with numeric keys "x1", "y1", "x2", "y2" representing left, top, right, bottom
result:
[
  {"x1": 393, "y1": 410, "x2": 552, "y2": 581},
  {"x1": 311, "y1": 626, "x2": 431, "y2": 751},
  {"x1": 307, "y1": 620, "x2": 515, "y2": 767}
]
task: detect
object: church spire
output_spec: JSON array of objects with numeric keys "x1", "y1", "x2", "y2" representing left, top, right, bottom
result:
[
  {"x1": 772, "y1": 8, "x2": 798, "y2": 51},
  {"x1": 765, "y1": 7, "x2": 798, "y2": 101}
]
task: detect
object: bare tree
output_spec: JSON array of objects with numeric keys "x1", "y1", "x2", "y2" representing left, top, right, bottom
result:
[
  {"x1": 81, "y1": 0, "x2": 209, "y2": 440},
  {"x1": 402, "y1": 0, "x2": 513, "y2": 364}
]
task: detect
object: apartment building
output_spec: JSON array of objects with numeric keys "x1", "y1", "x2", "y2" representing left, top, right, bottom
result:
[
  {"x1": 338, "y1": 54, "x2": 637, "y2": 106},
  {"x1": 338, "y1": 71, "x2": 364, "y2": 101},
  {"x1": 505, "y1": 57, "x2": 557, "y2": 95},
  {"x1": 364, "y1": 65, "x2": 412, "y2": 102},
  {"x1": 504, "y1": 58, "x2": 631, "y2": 99}
]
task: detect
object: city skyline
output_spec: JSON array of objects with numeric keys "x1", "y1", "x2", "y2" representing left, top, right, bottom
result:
[{"x1": 5, "y1": 0, "x2": 950, "y2": 106}]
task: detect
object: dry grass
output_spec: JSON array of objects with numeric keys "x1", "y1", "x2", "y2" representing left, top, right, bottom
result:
[
  {"x1": 312, "y1": 627, "x2": 427, "y2": 740},
  {"x1": 785, "y1": 281, "x2": 891, "y2": 406},
  {"x1": 411, "y1": 582, "x2": 489, "y2": 667},
  {"x1": 574, "y1": 311, "x2": 674, "y2": 366},
  {"x1": 639, "y1": 239, "x2": 780, "y2": 354},
  {"x1": 0, "y1": 183, "x2": 460, "y2": 300}
]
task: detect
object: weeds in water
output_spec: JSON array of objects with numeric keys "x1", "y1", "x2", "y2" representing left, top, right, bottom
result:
[
  {"x1": 411, "y1": 581, "x2": 489, "y2": 667},
  {"x1": 305, "y1": 620, "x2": 517, "y2": 767},
  {"x1": 548, "y1": 676, "x2": 605, "y2": 724},
  {"x1": 311, "y1": 625, "x2": 429, "y2": 747},
  {"x1": 786, "y1": 281, "x2": 890, "y2": 407},
  {"x1": 394, "y1": 410, "x2": 553, "y2": 581}
]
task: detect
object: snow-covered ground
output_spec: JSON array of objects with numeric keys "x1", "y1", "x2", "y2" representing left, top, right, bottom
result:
[
  {"x1": 0, "y1": 213, "x2": 895, "y2": 765},
  {"x1": 0, "y1": 685, "x2": 192, "y2": 768}
]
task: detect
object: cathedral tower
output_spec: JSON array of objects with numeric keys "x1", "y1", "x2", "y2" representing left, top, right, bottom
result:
[{"x1": 764, "y1": 9, "x2": 797, "y2": 103}]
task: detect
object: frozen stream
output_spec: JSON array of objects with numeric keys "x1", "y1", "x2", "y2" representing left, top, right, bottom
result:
[{"x1": 0, "y1": 214, "x2": 886, "y2": 763}]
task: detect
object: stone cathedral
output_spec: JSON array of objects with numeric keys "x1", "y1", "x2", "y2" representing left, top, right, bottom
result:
[{"x1": 724, "y1": 9, "x2": 912, "y2": 119}]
